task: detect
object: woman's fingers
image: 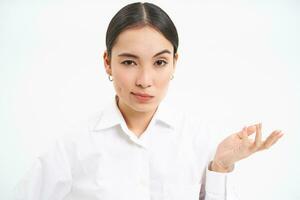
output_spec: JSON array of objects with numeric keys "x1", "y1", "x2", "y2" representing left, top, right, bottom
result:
[
  {"x1": 237, "y1": 124, "x2": 256, "y2": 139},
  {"x1": 254, "y1": 123, "x2": 262, "y2": 148},
  {"x1": 237, "y1": 126, "x2": 247, "y2": 139},
  {"x1": 242, "y1": 126, "x2": 248, "y2": 140},
  {"x1": 237, "y1": 123, "x2": 260, "y2": 138},
  {"x1": 236, "y1": 123, "x2": 284, "y2": 153},
  {"x1": 248, "y1": 123, "x2": 262, "y2": 152},
  {"x1": 258, "y1": 130, "x2": 284, "y2": 151},
  {"x1": 246, "y1": 125, "x2": 257, "y2": 136},
  {"x1": 268, "y1": 132, "x2": 284, "y2": 146}
]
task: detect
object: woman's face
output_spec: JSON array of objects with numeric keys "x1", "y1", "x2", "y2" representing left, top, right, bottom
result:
[{"x1": 103, "y1": 25, "x2": 178, "y2": 113}]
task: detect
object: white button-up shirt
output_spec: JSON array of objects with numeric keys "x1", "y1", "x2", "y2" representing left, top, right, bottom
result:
[{"x1": 14, "y1": 96, "x2": 239, "y2": 200}]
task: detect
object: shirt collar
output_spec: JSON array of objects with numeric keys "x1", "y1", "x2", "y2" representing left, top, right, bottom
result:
[{"x1": 92, "y1": 95, "x2": 176, "y2": 131}]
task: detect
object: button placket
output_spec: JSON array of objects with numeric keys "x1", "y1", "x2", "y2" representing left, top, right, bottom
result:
[{"x1": 137, "y1": 146, "x2": 151, "y2": 199}]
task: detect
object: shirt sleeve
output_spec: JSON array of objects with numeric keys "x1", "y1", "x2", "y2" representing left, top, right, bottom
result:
[
  {"x1": 13, "y1": 139, "x2": 73, "y2": 200},
  {"x1": 195, "y1": 119, "x2": 240, "y2": 200},
  {"x1": 202, "y1": 161, "x2": 240, "y2": 200}
]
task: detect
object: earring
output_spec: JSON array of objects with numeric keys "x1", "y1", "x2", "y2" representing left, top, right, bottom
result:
[
  {"x1": 170, "y1": 74, "x2": 174, "y2": 80},
  {"x1": 108, "y1": 75, "x2": 113, "y2": 81}
]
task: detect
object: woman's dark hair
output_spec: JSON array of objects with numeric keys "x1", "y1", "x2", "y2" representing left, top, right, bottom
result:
[{"x1": 105, "y1": 2, "x2": 179, "y2": 59}]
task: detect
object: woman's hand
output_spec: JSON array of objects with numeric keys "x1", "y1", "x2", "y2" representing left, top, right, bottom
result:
[{"x1": 210, "y1": 123, "x2": 284, "y2": 173}]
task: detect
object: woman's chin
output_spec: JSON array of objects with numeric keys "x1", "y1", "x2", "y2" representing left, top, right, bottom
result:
[{"x1": 130, "y1": 103, "x2": 158, "y2": 113}]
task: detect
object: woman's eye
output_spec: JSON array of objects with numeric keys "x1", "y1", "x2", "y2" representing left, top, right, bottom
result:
[
  {"x1": 155, "y1": 60, "x2": 168, "y2": 67},
  {"x1": 121, "y1": 60, "x2": 136, "y2": 66}
]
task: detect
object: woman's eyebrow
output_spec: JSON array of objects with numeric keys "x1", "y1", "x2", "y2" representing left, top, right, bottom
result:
[
  {"x1": 117, "y1": 49, "x2": 171, "y2": 58},
  {"x1": 153, "y1": 49, "x2": 171, "y2": 57}
]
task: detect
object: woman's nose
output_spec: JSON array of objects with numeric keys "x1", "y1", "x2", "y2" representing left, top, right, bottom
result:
[{"x1": 135, "y1": 69, "x2": 152, "y2": 89}]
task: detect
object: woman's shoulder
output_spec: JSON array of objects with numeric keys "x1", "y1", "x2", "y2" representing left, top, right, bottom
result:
[{"x1": 51, "y1": 109, "x2": 104, "y2": 151}]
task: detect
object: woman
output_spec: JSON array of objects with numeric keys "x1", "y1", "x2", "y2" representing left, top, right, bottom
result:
[{"x1": 14, "y1": 2, "x2": 284, "y2": 200}]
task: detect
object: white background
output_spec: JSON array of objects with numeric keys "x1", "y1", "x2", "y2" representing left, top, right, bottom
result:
[{"x1": 0, "y1": 0, "x2": 299, "y2": 199}]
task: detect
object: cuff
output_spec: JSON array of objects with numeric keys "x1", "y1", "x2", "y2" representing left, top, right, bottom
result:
[{"x1": 205, "y1": 161, "x2": 235, "y2": 195}]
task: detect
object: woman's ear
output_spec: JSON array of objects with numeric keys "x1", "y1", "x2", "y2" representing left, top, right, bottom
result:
[{"x1": 103, "y1": 50, "x2": 112, "y2": 75}]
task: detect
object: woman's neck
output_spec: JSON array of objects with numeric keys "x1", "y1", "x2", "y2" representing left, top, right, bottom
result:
[{"x1": 116, "y1": 96, "x2": 157, "y2": 137}]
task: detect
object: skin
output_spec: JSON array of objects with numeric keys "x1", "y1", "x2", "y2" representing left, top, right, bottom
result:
[
  {"x1": 103, "y1": 25, "x2": 177, "y2": 136},
  {"x1": 210, "y1": 123, "x2": 284, "y2": 172},
  {"x1": 103, "y1": 25, "x2": 284, "y2": 173}
]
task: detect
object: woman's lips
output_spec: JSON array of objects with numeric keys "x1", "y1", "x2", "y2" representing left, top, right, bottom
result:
[
  {"x1": 131, "y1": 92, "x2": 154, "y2": 102},
  {"x1": 132, "y1": 92, "x2": 153, "y2": 97}
]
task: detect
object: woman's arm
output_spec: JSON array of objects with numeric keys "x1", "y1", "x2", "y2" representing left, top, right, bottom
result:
[
  {"x1": 13, "y1": 139, "x2": 72, "y2": 200},
  {"x1": 200, "y1": 123, "x2": 283, "y2": 200}
]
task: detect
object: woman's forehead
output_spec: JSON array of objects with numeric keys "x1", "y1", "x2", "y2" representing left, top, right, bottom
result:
[{"x1": 112, "y1": 26, "x2": 173, "y2": 57}]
